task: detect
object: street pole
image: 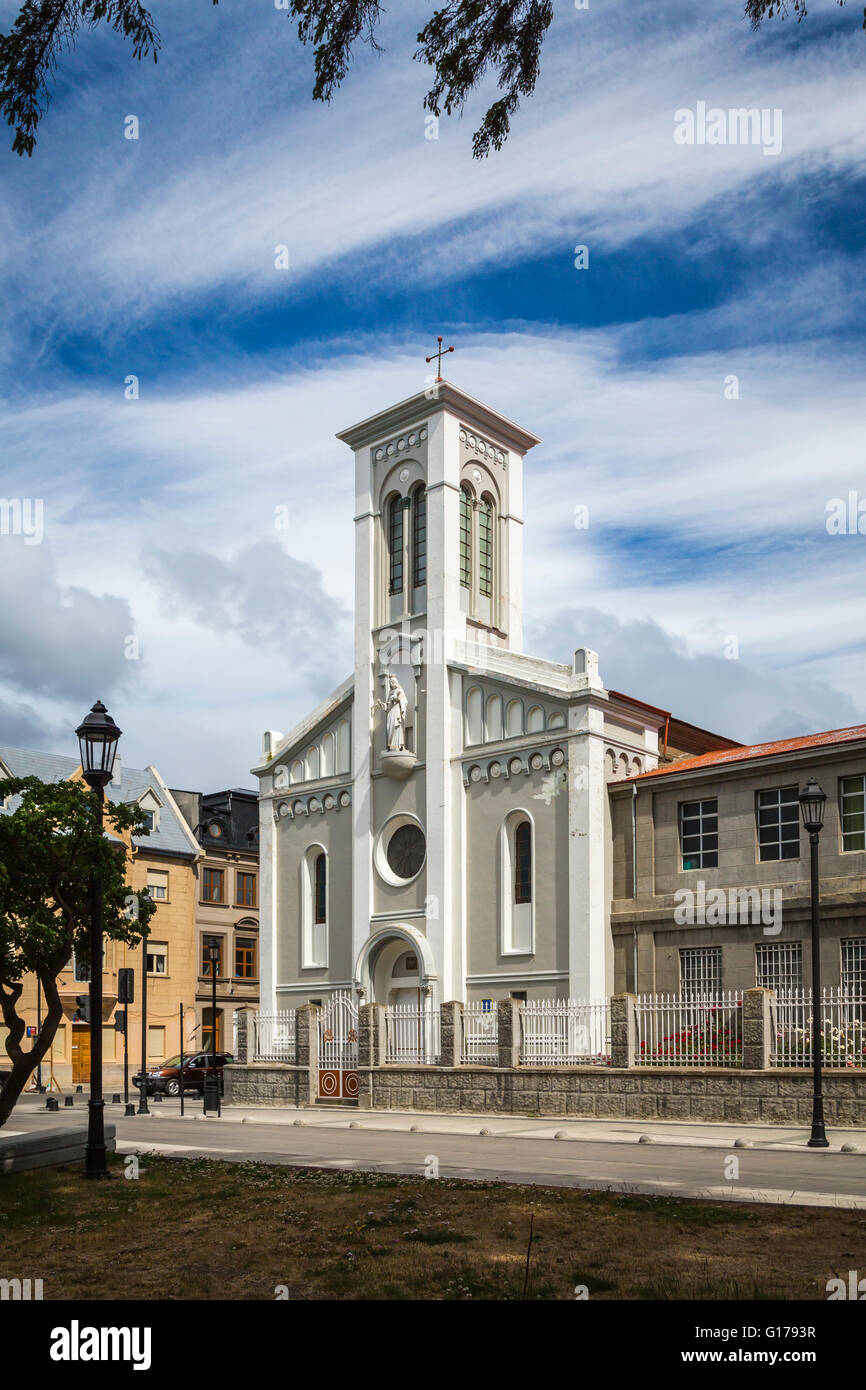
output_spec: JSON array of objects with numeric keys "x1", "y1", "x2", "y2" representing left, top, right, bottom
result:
[
  {"x1": 123, "y1": 1006, "x2": 129, "y2": 1107},
  {"x1": 212, "y1": 953, "x2": 219, "y2": 1113},
  {"x1": 808, "y1": 830, "x2": 829, "y2": 1148},
  {"x1": 83, "y1": 782, "x2": 108, "y2": 1179},
  {"x1": 137, "y1": 929, "x2": 150, "y2": 1115},
  {"x1": 179, "y1": 1002, "x2": 185, "y2": 1117},
  {"x1": 36, "y1": 979, "x2": 44, "y2": 1092}
]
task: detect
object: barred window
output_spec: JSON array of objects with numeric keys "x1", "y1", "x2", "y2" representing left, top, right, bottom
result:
[
  {"x1": 842, "y1": 938, "x2": 866, "y2": 995},
  {"x1": 680, "y1": 947, "x2": 722, "y2": 998},
  {"x1": 388, "y1": 495, "x2": 404, "y2": 595},
  {"x1": 757, "y1": 786, "x2": 800, "y2": 861},
  {"x1": 841, "y1": 776, "x2": 866, "y2": 853},
  {"x1": 479, "y1": 496, "x2": 494, "y2": 597},
  {"x1": 412, "y1": 487, "x2": 426, "y2": 589},
  {"x1": 459, "y1": 487, "x2": 472, "y2": 589},
  {"x1": 756, "y1": 942, "x2": 802, "y2": 993},
  {"x1": 680, "y1": 799, "x2": 718, "y2": 870}
]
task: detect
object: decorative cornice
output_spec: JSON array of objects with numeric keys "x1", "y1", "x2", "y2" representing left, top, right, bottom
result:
[
  {"x1": 273, "y1": 787, "x2": 352, "y2": 822},
  {"x1": 459, "y1": 424, "x2": 507, "y2": 467},
  {"x1": 462, "y1": 745, "x2": 566, "y2": 787},
  {"x1": 371, "y1": 424, "x2": 428, "y2": 465}
]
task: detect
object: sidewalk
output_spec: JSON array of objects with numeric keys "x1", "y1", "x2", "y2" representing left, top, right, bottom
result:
[{"x1": 16, "y1": 1091, "x2": 864, "y2": 1153}]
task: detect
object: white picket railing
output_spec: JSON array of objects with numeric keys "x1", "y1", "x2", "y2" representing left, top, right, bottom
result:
[
  {"x1": 253, "y1": 1010, "x2": 297, "y2": 1062},
  {"x1": 635, "y1": 992, "x2": 743, "y2": 1067},
  {"x1": 462, "y1": 1001, "x2": 498, "y2": 1064},
  {"x1": 519, "y1": 999, "x2": 611, "y2": 1066},
  {"x1": 385, "y1": 1001, "x2": 441, "y2": 1064},
  {"x1": 771, "y1": 988, "x2": 866, "y2": 1068}
]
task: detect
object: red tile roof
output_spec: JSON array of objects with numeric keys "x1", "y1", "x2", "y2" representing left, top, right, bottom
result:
[{"x1": 632, "y1": 724, "x2": 866, "y2": 781}]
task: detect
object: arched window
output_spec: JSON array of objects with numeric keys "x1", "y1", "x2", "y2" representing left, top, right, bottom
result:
[
  {"x1": 459, "y1": 487, "x2": 473, "y2": 590},
  {"x1": 320, "y1": 732, "x2": 335, "y2": 778},
  {"x1": 302, "y1": 846, "x2": 328, "y2": 968},
  {"x1": 486, "y1": 693, "x2": 503, "y2": 742},
  {"x1": 501, "y1": 813, "x2": 534, "y2": 955},
  {"x1": 465, "y1": 686, "x2": 483, "y2": 745},
  {"x1": 412, "y1": 486, "x2": 426, "y2": 589},
  {"x1": 514, "y1": 821, "x2": 532, "y2": 904},
  {"x1": 479, "y1": 495, "x2": 494, "y2": 597},
  {"x1": 388, "y1": 495, "x2": 404, "y2": 595},
  {"x1": 314, "y1": 852, "x2": 326, "y2": 926}
]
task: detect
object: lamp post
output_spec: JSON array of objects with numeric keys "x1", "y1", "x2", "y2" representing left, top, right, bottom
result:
[
  {"x1": 799, "y1": 777, "x2": 829, "y2": 1149},
  {"x1": 74, "y1": 699, "x2": 122, "y2": 1179},
  {"x1": 137, "y1": 923, "x2": 150, "y2": 1115},
  {"x1": 205, "y1": 941, "x2": 220, "y2": 1112}
]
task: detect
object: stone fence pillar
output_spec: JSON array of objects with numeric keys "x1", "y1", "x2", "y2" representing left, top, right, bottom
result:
[
  {"x1": 234, "y1": 1007, "x2": 254, "y2": 1065},
  {"x1": 359, "y1": 1003, "x2": 386, "y2": 1068},
  {"x1": 439, "y1": 1002, "x2": 463, "y2": 1067},
  {"x1": 610, "y1": 993, "x2": 638, "y2": 1068},
  {"x1": 742, "y1": 987, "x2": 772, "y2": 1070},
  {"x1": 296, "y1": 1003, "x2": 320, "y2": 1106},
  {"x1": 497, "y1": 998, "x2": 522, "y2": 1068}
]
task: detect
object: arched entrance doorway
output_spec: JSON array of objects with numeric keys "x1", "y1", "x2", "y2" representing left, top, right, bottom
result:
[{"x1": 354, "y1": 925, "x2": 438, "y2": 1007}]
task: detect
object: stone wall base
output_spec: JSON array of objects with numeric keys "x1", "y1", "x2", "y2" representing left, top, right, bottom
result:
[{"x1": 224, "y1": 1062, "x2": 866, "y2": 1126}]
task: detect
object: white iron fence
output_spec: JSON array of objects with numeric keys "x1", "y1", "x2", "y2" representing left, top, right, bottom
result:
[
  {"x1": 385, "y1": 1001, "x2": 441, "y2": 1064},
  {"x1": 771, "y1": 988, "x2": 866, "y2": 1068},
  {"x1": 635, "y1": 991, "x2": 743, "y2": 1067},
  {"x1": 253, "y1": 1010, "x2": 297, "y2": 1062},
  {"x1": 519, "y1": 999, "x2": 611, "y2": 1066},
  {"x1": 462, "y1": 1001, "x2": 498, "y2": 1064}
]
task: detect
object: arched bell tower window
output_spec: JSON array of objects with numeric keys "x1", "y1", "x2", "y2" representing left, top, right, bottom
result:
[
  {"x1": 459, "y1": 486, "x2": 473, "y2": 590},
  {"x1": 412, "y1": 485, "x2": 426, "y2": 590},
  {"x1": 500, "y1": 812, "x2": 534, "y2": 955},
  {"x1": 388, "y1": 495, "x2": 404, "y2": 596},
  {"x1": 479, "y1": 495, "x2": 494, "y2": 598},
  {"x1": 301, "y1": 845, "x2": 328, "y2": 969}
]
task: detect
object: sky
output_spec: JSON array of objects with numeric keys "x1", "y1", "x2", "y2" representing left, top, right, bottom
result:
[{"x1": 0, "y1": 0, "x2": 864, "y2": 788}]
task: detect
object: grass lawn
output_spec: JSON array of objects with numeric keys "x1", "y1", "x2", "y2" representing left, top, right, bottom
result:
[{"x1": 1, "y1": 1154, "x2": 863, "y2": 1300}]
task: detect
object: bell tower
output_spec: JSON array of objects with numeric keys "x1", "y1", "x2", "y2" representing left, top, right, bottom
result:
[{"x1": 337, "y1": 380, "x2": 540, "y2": 1000}]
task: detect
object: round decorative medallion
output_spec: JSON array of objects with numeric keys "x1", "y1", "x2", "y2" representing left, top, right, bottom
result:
[
  {"x1": 386, "y1": 824, "x2": 426, "y2": 879},
  {"x1": 375, "y1": 448, "x2": 384, "y2": 462},
  {"x1": 469, "y1": 766, "x2": 482, "y2": 783},
  {"x1": 399, "y1": 467, "x2": 410, "y2": 482},
  {"x1": 419, "y1": 427, "x2": 428, "y2": 441},
  {"x1": 529, "y1": 753, "x2": 544, "y2": 771},
  {"x1": 509, "y1": 757, "x2": 523, "y2": 775},
  {"x1": 308, "y1": 796, "x2": 320, "y2": 812},
  {"x1": 469, "y1": 434, "x2": 477, "y2": 449},
  {"x1": 497, "y1": 451, "x2": 505, "y2": 464},
  {"x1": 408, "y1": 432, "x2": 417, "y2": 446},
  {"x1": 323, "y1": 794, "x2": 335, "y2": 809},
  {"x1": 472, "y1": 468, "x2": 482, "y2": 483},
  {"x1": 551, "y1": 748, "x2": 565, "y2": 767},
  {"x1": 339, "y1": 790, "x2": 351, "y2": 807},
  {"x1": 459, "y1": 429, "x2": 467, "y2": 443},
  {"x1": 292, "y1": 799, "x2": 304, "y2": 815},
  {"x1": 386, "y1": 443, "x2": 395, "y2": 456},
  {"x1": 489, "y1": 762, "x2": 502, "y2": 778},
  {"x1": 278, "y1": 801, "x2": 290, "y2": 818},
  {"x1": 398, "y1": 437, "x2": 406, "y2": 450}
]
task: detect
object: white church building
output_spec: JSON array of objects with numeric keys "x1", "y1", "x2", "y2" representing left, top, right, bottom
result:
[{"x1": 252, "y1": 381, "x2": 726, "y2": 1015}]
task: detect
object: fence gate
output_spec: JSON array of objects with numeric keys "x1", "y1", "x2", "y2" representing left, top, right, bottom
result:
[{"x1": 318, "y1": 990, "x2": 359, "y2": 1100}]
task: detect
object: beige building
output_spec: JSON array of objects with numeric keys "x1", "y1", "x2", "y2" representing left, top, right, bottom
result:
[
  {"x1": 171, "y1": 789, "x2": 260, "y2": 1056},
  {"x1": 0, "y1": 745, "x2": 201, "y2": 1092}
]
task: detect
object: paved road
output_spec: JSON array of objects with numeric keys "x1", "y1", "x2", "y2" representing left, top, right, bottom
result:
[{"x1": 9, "y1": 1103, "x2": 866, "y2": 1207}]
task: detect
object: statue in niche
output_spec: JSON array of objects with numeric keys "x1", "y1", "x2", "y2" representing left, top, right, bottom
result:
[{"x1": 373, "y1": 674, "x2": 409, "y2": 752}]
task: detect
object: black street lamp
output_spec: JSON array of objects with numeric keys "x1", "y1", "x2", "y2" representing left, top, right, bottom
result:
[
  {"x1": 799, "y1": 777, "x2": 829, "y2": 1149},
  {"x1": 205, "y1": 940, "x2": 220, "y2": 1113},
  {"x1": 74, "y1": 699, "x2": 122, "y2": 1179}
]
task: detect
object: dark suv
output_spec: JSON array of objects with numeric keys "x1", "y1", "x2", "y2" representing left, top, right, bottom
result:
[{"x1": 133, "y1": 1052, "x2": 234, "y2": 1097}]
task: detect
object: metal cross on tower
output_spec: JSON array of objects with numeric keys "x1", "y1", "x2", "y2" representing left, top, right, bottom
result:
[{"x1": 425, "y1": 335, "x2": 455, "y2": 382}]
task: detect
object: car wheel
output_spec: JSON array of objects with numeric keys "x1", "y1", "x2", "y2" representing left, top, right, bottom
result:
[{"x1": 165, "y1": 1079, "x2": 180, "y2": 1098}]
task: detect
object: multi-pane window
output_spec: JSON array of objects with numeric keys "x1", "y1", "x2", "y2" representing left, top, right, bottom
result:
[
  {"x1": 680, "y1": 799, "x2": 718, "y2": 870},
  {"x1": 314, "y1": 852, "x2": 327, "y2": 925},
  {"x1": 201, "y1": 936, "x2": 223, "y2": 977},
  {"x1": 146, "y1": 943, "x2": 167, "y2": 975},
  {"x1": 235, "y1": 937, "x2": 257, "y2": 979},
  {"x1": 146, "y1": 869, "x2": 168, "y2": 901},
  {"x1": 201, "y1": 867, "x2": 224, "y2": 904},
  {"x1": 478, "y1": 497, "x2": 493, "y2": 597},
  {"x1": 388, "y1": 496, "x2": 404, "y2": 595},
  {"x1": 412, "y1": 488, "x2": 426, "y2": 589},
  {"x1": 514, "y1": 820, "x2": 532, "y2": 904},
  {"x1": 201, "y1": 1008, "x2": 222, "y2": 1053},
  {"x1": 459, "y1": 488, "x2": 472, "y2": 589},
  {"x1": 841, "y1": 776, "x2": 866, "y2": 852},
  {"x1": 756, "y1": 942, "x2": 802, "y2": 993},
  {"x1": 757, "y1": 786, "x2": 800, "y2": 861},
  {"x1": 236, "y1": 872, "x2": 256, "y2": 908},
  {"x1": 842, "y1": 939, "x2": 866, "y2": 995},
  {"x1": 680, "y1": 946, "x2": 722, "y2": 998}
]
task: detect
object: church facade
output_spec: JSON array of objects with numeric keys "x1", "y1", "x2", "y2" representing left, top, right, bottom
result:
[{"x1": 251, "y1": 382, "x2": 734, "y2": 1014}]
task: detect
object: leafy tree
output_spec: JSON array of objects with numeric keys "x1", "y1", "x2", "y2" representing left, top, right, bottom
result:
[
  {"x1": 0, "y1": 775, "x2": 154, "y2": 1127},
  {"x1": 1, "y1": 0, "x2": 861, "y2": 159}
]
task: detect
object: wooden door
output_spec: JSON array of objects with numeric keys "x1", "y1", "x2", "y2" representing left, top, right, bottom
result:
[{"x1": 71, "y1": 1025, "x2": 91, "y2": 1084}]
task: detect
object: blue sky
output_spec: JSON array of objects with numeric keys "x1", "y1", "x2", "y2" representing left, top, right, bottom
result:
[{"x1": 0, "y1": 0, "x2": 865, "y2": 787}]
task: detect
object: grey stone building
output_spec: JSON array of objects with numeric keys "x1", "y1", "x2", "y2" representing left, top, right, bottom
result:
[{"x1": 609, "y1": 726, "x2": 866, "y2": 997}]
